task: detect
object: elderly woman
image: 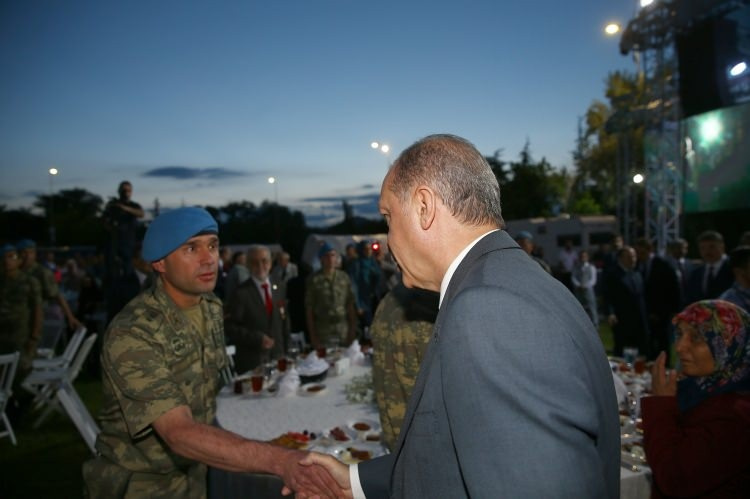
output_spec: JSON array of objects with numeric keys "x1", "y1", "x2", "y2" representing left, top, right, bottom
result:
[{"x1": 643, "y1": 299, "x2": 750, "y2": 498}]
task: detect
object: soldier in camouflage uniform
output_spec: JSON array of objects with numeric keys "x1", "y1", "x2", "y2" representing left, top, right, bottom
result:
[
  {"x1": 0, "y1": 244, "x2": 42, "y2": 374},
  {"x1": 17, "y1": 239, "x2": 81, "y2": 329},
  {"x1": 305, "y1": 243, "x2": 357, "y2": 347},
  {"x1": 83, "y1": 207, "x2": 341, "y2": 499},
  {"x1": 370, "y1": 281, "x2": 439, "y2": 451}
]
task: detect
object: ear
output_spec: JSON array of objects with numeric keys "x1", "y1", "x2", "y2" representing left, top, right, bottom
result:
[
  {"x1": 151, "y1": 259, "x2": 165, "y2": 273},
  {"x1": 414, "y1": 186, "x2": 436, "y2": 230}
]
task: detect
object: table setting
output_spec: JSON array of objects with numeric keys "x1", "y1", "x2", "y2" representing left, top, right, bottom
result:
[
  {"x1": 610, "y1": 354, "x2": 653, "y2": 499},
  {"x1": 209, "y1": 340, "x2": 385, "y2": 498}
]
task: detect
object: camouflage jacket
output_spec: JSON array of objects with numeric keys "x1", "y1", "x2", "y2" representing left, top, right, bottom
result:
[
  {"x1": 0, "y1": 271, "x2": 41, "y2": 357},
  {"x1": 370, "y1": 283, "x2": 438, "y2": 451},
  {"x1": 24, "y1": 261, "x2": 60, "y2": 302},
  {"x1": 86, "y1": 277, "x2": 227, "y2": 499},
  {"x1": 304, "y1": 269, "x2": 355, "y2": 323}
]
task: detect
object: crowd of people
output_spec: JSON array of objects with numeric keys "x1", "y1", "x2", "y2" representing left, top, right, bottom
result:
[{"x1": 1, "y1": 135, "x2": 749, "y2": 498}]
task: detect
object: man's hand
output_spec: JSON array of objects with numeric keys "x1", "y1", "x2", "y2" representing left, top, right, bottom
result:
[
  {"x1": 650, "y1": 351, "x2": 677, "y2": 396},
  {"x1": 262, "y1": 335, "x2": 275, "y2": 350},
  {"x1": 278, "y1": 450, "x2": 348, "y2": 498}
]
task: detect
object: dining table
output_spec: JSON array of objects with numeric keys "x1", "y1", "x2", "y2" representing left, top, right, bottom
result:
[{"x1": 211, "y1": 355, "x2": 653, "y2": 499}]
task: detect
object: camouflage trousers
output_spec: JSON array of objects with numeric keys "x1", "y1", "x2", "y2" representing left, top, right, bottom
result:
[
  {"x1": 83, "y1": 456, "x2": 207, "y2": 499},
  {"x1": 314, "y1": 319, "x2": 348, "y2": 346}
]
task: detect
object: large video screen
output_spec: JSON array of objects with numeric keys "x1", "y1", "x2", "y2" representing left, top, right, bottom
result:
[{"x1": 683, "y1": 101, "x2": 750, "y2": 213}]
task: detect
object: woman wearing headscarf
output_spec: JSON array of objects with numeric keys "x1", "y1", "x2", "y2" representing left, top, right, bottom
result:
[{"x1": 643, "y1": 299, "x2": 750, "y2": 498}]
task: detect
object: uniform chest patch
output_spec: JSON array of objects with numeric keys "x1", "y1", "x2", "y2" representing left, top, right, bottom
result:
[{"x1": 170, "y1": 336, "x2": 188, "y2": 356}]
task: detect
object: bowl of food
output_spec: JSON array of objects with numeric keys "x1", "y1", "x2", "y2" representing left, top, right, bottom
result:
[{"x1": 299, "y1": 369, "x2": 328, "y2": 385}]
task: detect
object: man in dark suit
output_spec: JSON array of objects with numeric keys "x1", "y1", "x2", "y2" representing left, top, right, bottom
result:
[
  {"x1": 685, "y1": 230, "x2": 734, "y2": 304},
  {"x1": 634, "y1": 238, "x2": 681, "y2": 360},
  {"x1": 301, "y1": 134, "x2": 619, "y2": 498},
  {"x1": 224, "y1": 245, "x2": 289, "y2": 373},
  {"x1": 603, "y1": 246, "x2": 650, "y2": 358}
]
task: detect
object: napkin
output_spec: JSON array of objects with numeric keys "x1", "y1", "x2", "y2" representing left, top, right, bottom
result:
[
  {"x1": 277, "y1": 368, "x2": 301, "y2": 397},
  {"x1": 296, "y1": 353, "x2": 329, "y2": 376},
  {"x1": 346, "y1": 340, "x2": 366, "y2": 366}
]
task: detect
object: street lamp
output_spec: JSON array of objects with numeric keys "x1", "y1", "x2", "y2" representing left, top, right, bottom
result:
[
  {"x1": 48, "y1": 167, "x2": 58, "y2": 245},
  {"x1": 267, "y1": 176, "x2": 278, "y2": 204},
  {"x1": 267, "y1": 176, "x2": 280, "y2": 242},
  {"x1": 370, "y1": 141, "x2": 392, "y2": 167},
  {"x1": 604, "y1": 22, "x2": 621, "y2": 36}
]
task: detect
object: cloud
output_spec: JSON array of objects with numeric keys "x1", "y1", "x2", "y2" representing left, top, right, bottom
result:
[{"x1": 143, "y1": 166, "x2": 247, "y2": 180}]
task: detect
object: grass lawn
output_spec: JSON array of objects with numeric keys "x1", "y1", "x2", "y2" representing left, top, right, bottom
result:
[
  {"x1": 0, "y1": 323, "x2": 615, "y2": 498},
  {"x1": 0, "y1": 374, "x2": 102, "y2": 499}
]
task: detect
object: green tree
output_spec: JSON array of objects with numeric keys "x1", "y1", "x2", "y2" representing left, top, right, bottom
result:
[
  {"x1": 31, "y1": 188, "x2": 106, "y2": 246},
  {"x1": 497, "y1": 141, "x2": 570, "y2": 220},
  {"x1": 570, "y1": 70, "x2": 645, "y2": 215}
]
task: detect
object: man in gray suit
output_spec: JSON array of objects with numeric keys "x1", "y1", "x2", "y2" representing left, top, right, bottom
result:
[{"x1": 301, "y1": 134, "x2": 620, "y2": 498}]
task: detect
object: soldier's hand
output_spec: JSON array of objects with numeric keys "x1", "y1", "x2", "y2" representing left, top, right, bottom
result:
[{"x1": 278, "y1": 450, "x2": 348, "y2": 498}]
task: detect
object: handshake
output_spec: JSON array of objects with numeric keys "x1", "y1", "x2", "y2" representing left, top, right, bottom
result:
[{"x1": 278, "y1": 450, "x2": 353, "y2": 499}]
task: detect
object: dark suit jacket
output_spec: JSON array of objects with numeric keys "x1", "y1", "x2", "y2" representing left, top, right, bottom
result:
[
  {"x1": 686, "y1": 259, "x2": 734, "y2": 304},
  {"x1": 224, "y1": 278, "x2": 289, "y2": 373},
  {"x1": 359, "y1": 230, "x2": 620, "y2": 498},
  {"x1": 604, "y1": 264, "x2": 650, "y2": 356}
]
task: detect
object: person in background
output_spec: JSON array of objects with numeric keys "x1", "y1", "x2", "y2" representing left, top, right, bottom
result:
[
  {"x1": 102, "y1": 180, "x2": 144, "y2": 280},
  {"x1": 686, "y1": 230, "x2": 733, "y2": 303},
  {"x1": 223, "y1": 250, "x2": 250, "y2": 304},
  {"x1": 603, "y1": 246, "x2": 650, "y2": 357},
  {"x1": 515, "y1": 231, "x2": 551, "y2": 274},
  {"x1": 557, "y1": 238, "x2": 578, "y2": 291},
  {"x1": 571, "y1": 249, "x2": 599, "y2": 328},
  {"x1": 643, "y1": 300, "x2": 750, "y2": 498},
  {"x1": 740, "y1": 230, "x2": 750, "y2": 247},
  {"x1": 17, "y1": 239, "x2": 81, "y2": 330},
  {"x1": 719, "y1": 246, "x2": 750, "y2": 312},
  {"x1": 270, "y1": 251, "x2": 298, "y2": 284},
  {"x1": 302, "y1": 134, "x2": 619, "y2": 498},
  {"x1": 83, "y1": 207, "x2": 341, "y2": 498},
  {"x1": 666, "y1": 237, "x2": 693, "y2": 307},
  {"x1": 370, "y1": 280, "x2": 439, "y2": 451},
  {"x1": 225, "y1": 245, "x2": 289, "y2": 373},
  {"x1": 350, "y1": 240, "x2": 382, "y2": 330},
  {"x1": 0, "y1": 244, "x2": 42, "y2": 381},
  {"x1": 634, "y1": 237, "x2": 681, "y2": 361},
  {"x1": 305, "y1": 243, "x2": 357, "y2": 348}
]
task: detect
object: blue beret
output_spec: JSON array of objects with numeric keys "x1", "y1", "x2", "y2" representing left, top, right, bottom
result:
[
  {"x1": 1, "y1": 243, "x2": 17, "y2": 256},
  {"x1": 515, "y1": 231, "x2": 533, "y2": 241},
  {"x1": 16, "y1": 239, "x2": 36, "y2": 250},
  {"x1": 318, "y1": 242, "x2": 335, "y2": 258},
  {"x1": 142, "y1": 207, "x2": 218, "y2": 262}
]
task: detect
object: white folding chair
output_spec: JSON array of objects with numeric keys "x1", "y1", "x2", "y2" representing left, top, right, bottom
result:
[
  {"x1": 56, "y1": 380, "x2": 100, "y2": 455},
  {"x1": 289, "y1": 331, "x2": 307, "y2": 352},
  {"x1": 0, "y1": 352, "x2": 20, "y2": 445},
  {"x1": 36, "y1": 319, "x2": 66, "y2": 359},
  {"x1": 26, "y1": 333, "x2": 98, "y2": 428},
  {"x1": 221, "y1": 345, "x2": 238, "y2": 386},
  {"x1": 32, "y1": 325, "x2": 87, "y2": 370}
]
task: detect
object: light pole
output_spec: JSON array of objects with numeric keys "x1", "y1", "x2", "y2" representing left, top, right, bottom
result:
[
  {"x1": 48, "y1": 167, "x2": 58, "y2": 245},
  {"x1": 267, "y1": 176, "x2": 280, "y2": 243}
]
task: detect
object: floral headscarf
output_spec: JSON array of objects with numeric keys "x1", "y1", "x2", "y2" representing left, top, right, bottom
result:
[{"x1": 673, "y1": 300, "x2": 750, "y2": 412}]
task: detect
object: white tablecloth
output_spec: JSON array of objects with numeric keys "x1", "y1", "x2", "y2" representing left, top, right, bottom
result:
[
  {"x1": 216, "y1": 363, "x2": 381, "y2": 441},
  {"x1": 216, "y1": 362, "x2": 652, "y2": 499}
]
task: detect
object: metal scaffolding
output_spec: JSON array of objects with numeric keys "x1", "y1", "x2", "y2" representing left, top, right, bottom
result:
[{"x1": 617, "y1": 0, "x2": 749, "y2": 253}]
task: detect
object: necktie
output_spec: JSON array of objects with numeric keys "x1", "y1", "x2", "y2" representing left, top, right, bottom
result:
[
  {"x1": 703, "y1": 265, "x2": 714, "y2": 295},
  {"x1": 262, "y1": 283, "x2": 273, "y2": 317}
]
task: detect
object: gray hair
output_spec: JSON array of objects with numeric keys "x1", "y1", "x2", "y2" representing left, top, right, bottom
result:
[
  {"x1": 247, "y1": 244, "x2": 271, "y2": 259},
  {"x1": 387, "y1": 134, "x2": 503, "y2": 228}
]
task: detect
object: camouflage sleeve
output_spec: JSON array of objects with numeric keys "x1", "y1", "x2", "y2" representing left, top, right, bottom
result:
[
  {"x1": 102, "y1": 325, "x2": 188, "y2": 439},
  {"x1": 28, "y1": 274, "x2": 42, "y2": 311}
]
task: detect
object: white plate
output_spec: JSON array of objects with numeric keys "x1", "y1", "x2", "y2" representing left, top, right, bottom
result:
[
  {"x1": 346, "y1": 418, "x2": 380, "y2": 434},
  {"x1": 298, "y1": 383, "x2": 327, "y2": 396}
]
